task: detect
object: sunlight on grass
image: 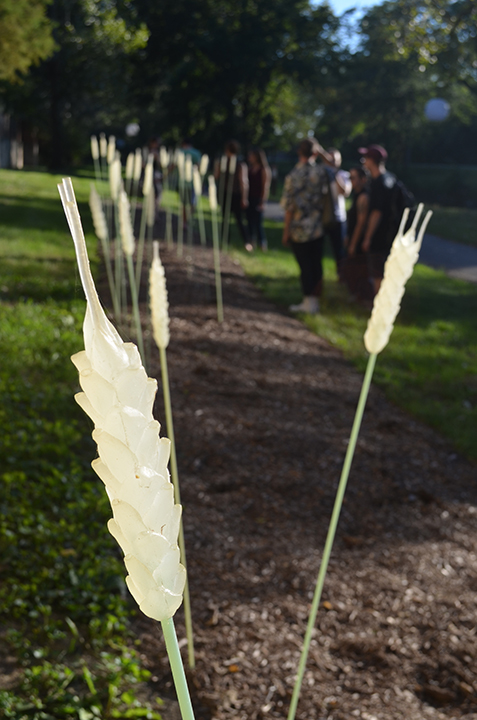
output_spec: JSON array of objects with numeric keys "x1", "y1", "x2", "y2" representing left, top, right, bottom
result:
[{"x1": 0, "y1": 169, "x2": 98, "y2": 300}]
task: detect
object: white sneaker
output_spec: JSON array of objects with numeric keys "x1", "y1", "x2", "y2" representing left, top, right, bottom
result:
[{"x1": 289, "y1": 296, "x2": 320, "y2": 314}]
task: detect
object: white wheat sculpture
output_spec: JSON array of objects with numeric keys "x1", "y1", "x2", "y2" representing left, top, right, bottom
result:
[{"x1": 59, "y1": 177, "x2": 186, "y2": 622}]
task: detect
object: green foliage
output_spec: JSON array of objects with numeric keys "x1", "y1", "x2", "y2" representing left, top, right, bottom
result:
[
  {"x1": 0, "y1": 0, "x2": 54, "y2": 81},
  {"x1": 1, "y1": 0, "x2": 149, "y2": 167},
  {"x1": 238, "y1": 219, "x2": 477, "y2": 461},
  {"x1": 0, "y1": 651, "x2": 162, "y2": 719},
  {"x1": 0, "y1": 169, "x2": 162, "y2": 717},
  {"x1": 130, "y1": 0, "x2": 336, "y2": 149},
  {"x1": 1, "y1": 0, "x2": 477, "y2": 172}
]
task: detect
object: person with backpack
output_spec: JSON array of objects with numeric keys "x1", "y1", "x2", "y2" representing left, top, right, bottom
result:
[{"x1": 359, "y1": 144, "x2": 413, "y2": 294}]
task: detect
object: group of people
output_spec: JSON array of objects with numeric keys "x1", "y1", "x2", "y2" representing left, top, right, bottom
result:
[
  {"x1": 281, "y1": 139, "x2": 407, "y2": 314},
  {"x1": 149, "y1": 134, "x2": 406, "y2": 314},
  {"x1": 214, "y1": 140, "x2": 272, "y2": 252}
]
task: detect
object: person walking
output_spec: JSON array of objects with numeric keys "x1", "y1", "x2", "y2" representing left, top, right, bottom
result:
[
  {"x1": 247, "y1": 148, "x2": 271, "y2": 251},
  {"x1": 281, "y1": 138, "x2": 328, "y2": 314}
]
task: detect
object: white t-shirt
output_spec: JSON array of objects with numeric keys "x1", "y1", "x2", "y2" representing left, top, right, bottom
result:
[{"x1": 334, "y1": 169, "x2": 351, "y2": 223}]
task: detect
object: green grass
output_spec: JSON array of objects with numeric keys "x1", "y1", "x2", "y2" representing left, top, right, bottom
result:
[
  {"x1": 235, "y1": 218, "x2": 477, "y2": 461},
  {"x1": 0, "y1": 169, "x2": 163, "y2": 717},
  {"x1": 428, "y1": 205, "x2": 477, "y2": 247},
  {"x1": 0, "y1": 169, "x2": 102, "y2": 301}
]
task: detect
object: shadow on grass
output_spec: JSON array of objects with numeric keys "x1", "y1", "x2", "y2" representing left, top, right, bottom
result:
[
  {"x1": 0, "y1": 256, "x2": 97, "y2": 303},
  {"x1": 0, "y1": 196, "x2": 94, "y2": 234}
]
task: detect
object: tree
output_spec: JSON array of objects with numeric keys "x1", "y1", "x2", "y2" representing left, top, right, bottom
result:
[
  {"x1": 0, "y1": 0, "x2": 54, "y2": 81},
  {"x1": 304, "y1": 0, "x2": 477, "y2": 166},
  {"x1": 1, "y1": 0, "x2": 149, "y2": 167},
  {"x1": 131, "y1": 0, "x2": 340, "y2": 152}
]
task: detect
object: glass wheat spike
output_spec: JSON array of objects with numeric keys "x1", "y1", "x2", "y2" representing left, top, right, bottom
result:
[
  {"x1": 118, "y1": 188, "x2": 145, "y2": 364},
  {"x1": 193, "y1": 167, "x2": 207, "y2": 247},
  {"x1": 288, "y1": 205, "x2": 433, "y2": 720},
  {"x1": 176, "y1": 151, "x2": 186, "y2": 257},
  {"x1": 109, "y1": 155, "x2": 124, "y2": 319},
  {"x1": 58, "y1": 177, "x2": 195, "y2": 720},
  {"x1": 149, "y1": 240, "x2": 195, "y2": 669},
  {"x1": 90, "y1": 136, "x2": 102, "y2": 192},
  {"x1": 136, "y1": 154, "x2": 154, "y2": 289},
  {"x1": 222, "y1": 154, "x2": 236, "y2": 252},
  {"x1": 160, "y1": 148, "x2": 174, "y2": 248},
  {"x1": 89, "y1": 184, "x2": 119, "y2": 318},
  {"x1": 208, "y1": 175, "x2": 224, "y2": 323},
  {"x1": 217, "y1": 155, "x2": 227, "y2": 238}
]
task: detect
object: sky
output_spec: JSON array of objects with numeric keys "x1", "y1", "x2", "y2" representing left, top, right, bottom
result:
[{"x1": 329, "y1": 0, "x2": 381, "y2": 14}]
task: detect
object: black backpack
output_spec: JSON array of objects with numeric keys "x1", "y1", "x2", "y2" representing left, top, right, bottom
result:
[{"x1": 387, "y1": 174, "x2": 417, "y2": 242}]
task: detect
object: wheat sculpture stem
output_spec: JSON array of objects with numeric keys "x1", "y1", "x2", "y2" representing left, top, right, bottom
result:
[
  {"x1": 287, "y1": 351, "x2": 377, "y2": 720},
  {"x1": 161, "y1": 617, "x2": 196, "y2": 719},
  {"x1": 125, "y1": 253, "x2": 145, "y2": 364},
  {"x1": 222, "y1": 156, "x2": 236, "y2": 252},
  {"x1": 212, "y1": 217, "x2": 223, "y2": 322},
  {"x1": 164, "y1": 172, "x2": 174, "y2": 248},
  {"x1": 159, "y1": 345, "x2": 195, "y2": 668}
]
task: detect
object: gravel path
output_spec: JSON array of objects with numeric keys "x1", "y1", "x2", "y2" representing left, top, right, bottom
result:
[{"x1": 133, "y1": 243, "x2": 477, "y2": 720}]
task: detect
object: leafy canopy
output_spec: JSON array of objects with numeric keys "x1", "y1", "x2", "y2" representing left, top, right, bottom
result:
[{"x1": 0, "y1": 0, "x2": 55, "y2": 81}]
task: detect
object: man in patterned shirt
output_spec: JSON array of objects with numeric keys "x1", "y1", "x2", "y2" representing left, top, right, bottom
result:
[{"x1": 281, "y1": 138, "x2": 328, "y2": 314}]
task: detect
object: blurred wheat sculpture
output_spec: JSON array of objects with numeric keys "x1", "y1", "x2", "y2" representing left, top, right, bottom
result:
[{"x1": 149, "y1": 241, "x2": 195, "y2": 667}]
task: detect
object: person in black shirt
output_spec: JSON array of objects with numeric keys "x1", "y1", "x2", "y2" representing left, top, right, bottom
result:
[
  {"x1": 341, "y1": 166, "x2": 373, "y2": 302},
  {"x1": 346, "y1": 166, "x2": 369, "y2": 256},
  {"x1": 359, "y1": 144, "x2": 398, "y2": 293}
]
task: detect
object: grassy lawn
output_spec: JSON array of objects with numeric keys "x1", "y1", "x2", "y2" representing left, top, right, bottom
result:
[
  {"x1": 0, "y1": 169, "x2": 162, "y2": 717},
  {"x1": 428, "y1": 205, "x2": 477, "y2": 247},
  {"x1": 234, "y1": 218, "x2": 477, "y2": 461}
]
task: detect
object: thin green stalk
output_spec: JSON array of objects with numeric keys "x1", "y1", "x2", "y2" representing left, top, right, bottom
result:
[
  {"x1": 113, "y1": 209, "x2": 123, "y2": 321},
  {"x1": 135, "y1": 193, "x2": 149, "y2": 290},
  {"x1": 125, "y1": 253, "x2": 145, "y2": 365},
  {"x1": 93, "y1": 157, "x2": 102, "y2": 192},
  {"x1": 287, "y1": 351, "x2": 378, "y2": 720},
  {"x1": 97, "y1": 225, "x2": 120, "y2": 319},
  {"x1": 186, "y1": 185, "x2": 193, "y2": 248},
  {"x1": 222, "y1": 168, "x2": 234, "y2": 252},
  {"x1": 161, "y1": 617, "x2": 196, "y2": 720},
  {"x1": 131, "y1": 177, "x2": 140, "y2": 232},
  {"x1": 196, "y1": 192, "x2": 207, "y2": 247},
  {"x1": 178, "y1": 177, "x2": 185, "y2": 257},
  {"x1": 163, "y1": 172, "x2": 174, "y2": 248},
  {"x1": 125, "y1": 174, "x2": 133, "y2": 199},
  {"x1": 211, "y1": 208, "x2": 224, "y2": 323},
  {"x1": 159, "y1": 346, "x2": 195, "y2": 669},
  {"x1": 100, "y1": 153, "x2": 108, "y2": 189},
  {"x1": 218, "y1": 162, "x2": 226, "y2": 238}
]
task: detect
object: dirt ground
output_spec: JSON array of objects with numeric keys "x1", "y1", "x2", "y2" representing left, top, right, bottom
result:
[{"x1": 131, "y1": 242, "x2": 477, "y2": 720}]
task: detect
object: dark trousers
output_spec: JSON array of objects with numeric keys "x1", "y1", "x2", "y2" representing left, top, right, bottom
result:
[
  {"x1": 231, "y1": 193, "x2": 248, "y2": 245},
  {"x1": 291, "y1": 236, "x2": 325, "y2": 297},
  {"x1": 324, "y1": 221, "x2": 346, "y2": 276},
  {"x1": 247, "y1": 203, "x2": 266, "y2": 247}
]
